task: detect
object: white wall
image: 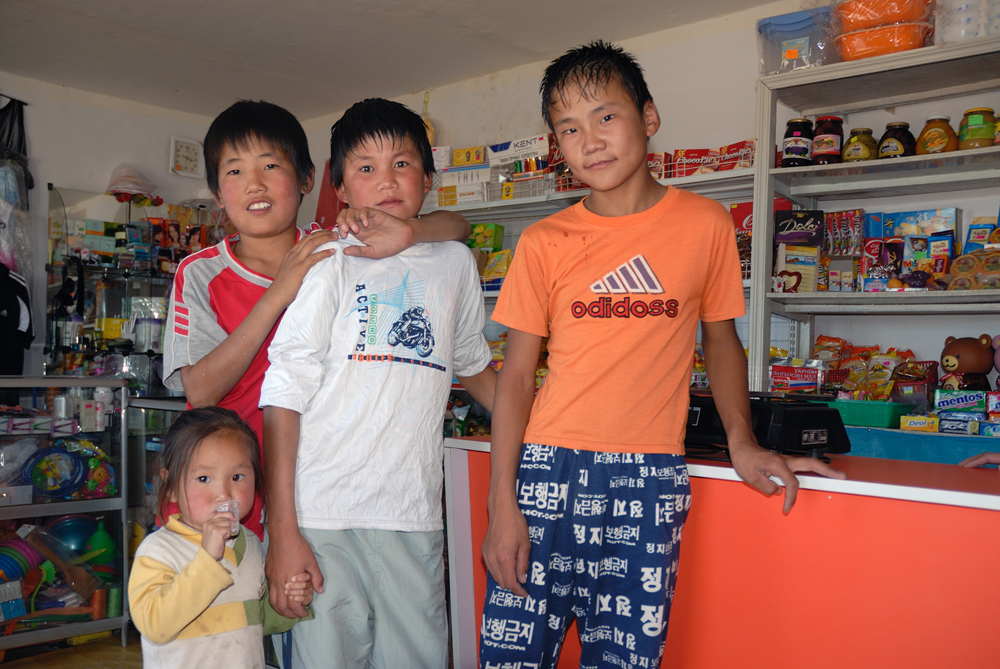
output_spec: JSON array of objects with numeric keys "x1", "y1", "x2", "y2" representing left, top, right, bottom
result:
[
  {"x1": 298, "y1": 0, "x2": 803, "y2": 223},
  {"x1": 0, "y1": 71, "x2": 213, "y2": 374}
]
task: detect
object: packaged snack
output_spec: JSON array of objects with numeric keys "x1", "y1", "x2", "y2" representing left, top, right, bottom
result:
[
  {"x1": 965, "y1": 219, "x2": 997, "y2": 253},
  {"x1": 935, "y1": 389, "x2": 988, "y2": 412},
  {"x1": 769, "y1": 357, "x2": 827, "y2": 394},
  {"x1": 775, "y1": 210, "x2": 825, "y2": 246},
  {"x1": 673, "y1": 149, "x2": 719, "y2": 177},
  {"x1": 812, "y1": 335, "x2": 847, "y2": 369},
  {"x1": 864, "y1": 212, "x2": 888, "y2": 238},
  {"x1": 483, "y1": 249, "x2": 512, "y2": 282},
  {"x1": 938, "y1": 411, "x2": 987, "y2": 422},
  {"x1": 466, "y1": 223, "x2": 505, "y2": 252},
  {"x1": 939, "y1": 419, "x2": 979, "y2": 435},
  {"x1": 647, "y1": 152, "x2": 672, "y2": 179},
  {"x1": 988, "y1": 391, "x2": 1000, "y2": 413},
  {"x1": 899, "y1": 415, "x2": 939, "y2": 432},
  {"x1": 885, "y1": 208, "x2": 960, "y2": 238},
  {"x1": 980, "y1": 423, "x2": 1000, "y2": 437},
  {"x1": 718, "y1": 140, "x2": 755, "y2": 171}
]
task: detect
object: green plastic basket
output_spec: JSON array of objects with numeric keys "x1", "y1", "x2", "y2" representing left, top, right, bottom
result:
[{"x1": 824, "y1": 399, "x2": 916, "y2": 428}]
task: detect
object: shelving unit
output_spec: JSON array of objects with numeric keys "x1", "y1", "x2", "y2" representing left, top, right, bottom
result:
[
  {"x1": 0, "y1": 377, "x2": 129, "y2": 650},
  {"x1": 748, "y1": 37, "x2": 1000, "y2": 392}
]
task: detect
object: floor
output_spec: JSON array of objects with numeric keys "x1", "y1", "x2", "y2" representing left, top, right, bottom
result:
[{"x1": 1, "y1": 629, "x2": 141, "y2": 668}]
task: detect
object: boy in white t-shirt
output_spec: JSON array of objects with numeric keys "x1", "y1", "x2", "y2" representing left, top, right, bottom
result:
[{"x1": 259, "y1": 98, "x2": 496, "y2": 668}]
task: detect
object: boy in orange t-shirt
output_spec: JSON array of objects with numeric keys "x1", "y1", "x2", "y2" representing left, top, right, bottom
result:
[{"x1": 479, "y1": 41, "x2": 844, "y2": 667}]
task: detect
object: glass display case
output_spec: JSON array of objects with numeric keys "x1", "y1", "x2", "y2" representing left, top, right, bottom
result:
[{"x1": 0, "y1": 377, "x2": 129, "y2": 649}]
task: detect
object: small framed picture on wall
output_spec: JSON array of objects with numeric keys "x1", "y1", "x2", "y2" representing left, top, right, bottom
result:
[{"x1": 170, "y1": 137, "x2": 205, "y2": 179}]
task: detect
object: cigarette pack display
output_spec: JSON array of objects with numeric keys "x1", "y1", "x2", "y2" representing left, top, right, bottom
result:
[
  {"x1": 452, "y1": 146, "x2": 487, "y2": 166},
  {"x1": 487, "y1": 135, "x2": 548, "y2": 166}
]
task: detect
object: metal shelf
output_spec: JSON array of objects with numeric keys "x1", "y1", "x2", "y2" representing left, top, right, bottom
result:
[
  {"x1": 0, "y1": 377, "x2": 126, "y2": 389},
  {"x1": 771, "y1": 145, "x2": 1000, "y2": 200},
  {"x1": 0, "y1": 617, "x2": 127, "y2": 650},
  {"x1": 761, "y1": 37, "x2": 1000, "y2": 116},
  {"x1": 769, "y1": 289, "x2": 1000, "y2": 315},
  {"x1": 419, "y1": 169, "x2": 754, "y2": 221},
  {"x1": 0, "y1": 496, "x2": 126, "y2": 521}
]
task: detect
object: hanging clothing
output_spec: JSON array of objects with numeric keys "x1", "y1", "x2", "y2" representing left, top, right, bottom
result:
[
  {"x1": 0, "y1": 263, "x2": 33, "y2": 375},
  {"x1": 0, "y1": 98, "x2": 33, "y2": 199}
]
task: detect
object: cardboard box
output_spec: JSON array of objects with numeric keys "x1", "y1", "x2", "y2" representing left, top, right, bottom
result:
[
  {"x1": 718, "y1": 139, "x2": 755, "y2": 171},
  {"x1": 437, "y1": 185, "x2": 483, "y2": 207},
  {"x1": 453, "y1": 146, "x2": 487, "y2": 166},
  {"x1": 441, "y1": 165, "x2": 491, "y2": 187},
  {"x1": 775, "y1": 210, "x2": 825, "y2": 247},
  {"x1": 729, "y1": 198, "x2": 793, "y2": 235},
  {"x1": 899, "y1": 415, "x2": 939, "y2": 432},
  {"x1": 988, "y1": 391, "x2": 1000, "y2": 413},
  {"x1": 980, "y1": 422, "x2": 1000, "y2": 437},
  {"x1": 935, "y1": 389, "x2": 988, "y2": 412},
  {"x1": 884, "y1": 208, "x2": 960, "y2": 240},
  {"x1": 487, "y1": 135, "x2": 549, "y2": 166},
  {"x1": 466, "y1": 223, "x2": 505, "y2": 252},
  {"x1": 431, "y1": 146, "x2": 452, "y2": 170},
  {"x1": 673, "y1": 149, "x2": 719, "y2": 177},
  {"x1": 939, "y1": 418, "x2": 979, "y2": 435},
  {"x1": 647, "y1": 152, "x2": 672, "y2": 180}
]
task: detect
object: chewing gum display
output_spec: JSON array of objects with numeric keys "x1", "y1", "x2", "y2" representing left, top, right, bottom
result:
[
  {"x1": 899, "y1": 415, "x2": 940, "y2": 432},
  {"x1": 935, "y1": 389, "x2": 988, "y2": 412},
  {"x1": 939, "y1": 419, "x2": 980, "y2": 435}
]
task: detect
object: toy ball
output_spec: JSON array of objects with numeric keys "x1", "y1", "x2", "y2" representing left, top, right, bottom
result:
[{"x1": 84, "y1": 522, "x2": 118, "y2": 565}]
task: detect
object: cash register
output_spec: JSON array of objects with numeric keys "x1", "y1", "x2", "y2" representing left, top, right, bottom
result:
[{"x1": 685, "y1": 392, "x2": 850, "y2": 460}]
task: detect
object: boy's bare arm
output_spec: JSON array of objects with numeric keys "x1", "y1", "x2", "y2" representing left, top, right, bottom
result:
[
  {"x1": 179, "y1": 231, "x2": 335, "y2": 406},
  {"x1": 700, "y1": 319, "x2": 845, "y2": 515},
  {"x1": 482, "y1": 329, "x2": 541, "y2": 598},
  {"x1": 337, "y1": 207, "x2": 470, "y2": 259},
  {"x1": 262, "y1": 406, "x2": 324, "y2": 619},
  {"x1": 456, "y1": 365, "x2": 498, "y2": 412}
]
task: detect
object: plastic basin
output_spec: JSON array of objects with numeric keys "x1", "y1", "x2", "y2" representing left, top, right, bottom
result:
[{"x1": 835, "y1": 22, "x2": 932, "y2": 61}]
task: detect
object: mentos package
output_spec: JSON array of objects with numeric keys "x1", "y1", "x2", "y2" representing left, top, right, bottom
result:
[
  {"x1": 935, "y1": 389, "x2": 988, "y2": 412},
  {"x1": 899, "y1": 415, "x2": 939, "y2": 432},
  {"x1": 884, "y1": 208, "x2": 960, "y2": 241}
]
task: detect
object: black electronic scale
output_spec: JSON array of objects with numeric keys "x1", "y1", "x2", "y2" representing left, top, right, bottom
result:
[{"x1": 685, "y1": 392, "x2": 850, "y2": 461}]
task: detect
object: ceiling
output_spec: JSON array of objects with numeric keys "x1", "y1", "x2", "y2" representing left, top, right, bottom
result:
[{"x1": 2, "y1": 0, "x2": 771, "y2": 121}]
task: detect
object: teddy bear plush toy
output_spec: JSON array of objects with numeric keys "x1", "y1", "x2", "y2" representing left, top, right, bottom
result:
[{"x1": 940, "y1": 335, "x2": 994, "y2": 391}]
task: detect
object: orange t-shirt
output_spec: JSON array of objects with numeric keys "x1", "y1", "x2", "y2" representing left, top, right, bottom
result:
[{"x1": 492, "y1": 187, "x2": 745, "y2": 454}]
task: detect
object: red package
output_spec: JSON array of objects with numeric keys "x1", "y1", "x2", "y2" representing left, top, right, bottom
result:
[
  {"x1": 673, "y1": 149, "x2": 719, "y2": 177},
  {"x1": 729, "y1": 197, "x2": 792, "y2": 235},
  {"x1": 718, "y1": 140, "x2": 755, "y2": 171},
  {"x1": 647, "y1": 152, "x2": 672, "y2": 180}
]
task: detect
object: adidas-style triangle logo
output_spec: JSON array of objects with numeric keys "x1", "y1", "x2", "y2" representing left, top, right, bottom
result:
[{"x1": 590, "y1": 255, "x2": 663, "y2": 294}]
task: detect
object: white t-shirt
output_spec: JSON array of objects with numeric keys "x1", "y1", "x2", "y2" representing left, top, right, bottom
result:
[{"x1": 260, "y1": 237, "x2": 491, "y2": 532}]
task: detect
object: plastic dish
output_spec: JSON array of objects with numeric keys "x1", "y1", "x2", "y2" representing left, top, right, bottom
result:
[
  {"x1": 44, "y1": 514, "x2": 99, "y2": 553},
  {"x1": 835, "y1": 0, "x2": 934, "y2": 32},
  {"x1": 835, "y1": 22, "x2": 932, "y2": 60}
]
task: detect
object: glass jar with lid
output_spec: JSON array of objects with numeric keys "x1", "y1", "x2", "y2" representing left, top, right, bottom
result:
[
  {"x1": 812, "y1": 116, "x2": 844, "y2": 165},
  {"x1": 781, "y1": 118, "x2": 814, "y2": 168},
  {"x1": 878, "y1": 122, "x2": 916, "y2": 159},
  {"x1": 916, "y1": 116, "x2": 958, "y2": 154},
  {"x1": 842, "y1": 128, "x2": 878, "y2": 162},
  {"x1": 959, "y1": 108, "x2": 996, "y2": 150}
]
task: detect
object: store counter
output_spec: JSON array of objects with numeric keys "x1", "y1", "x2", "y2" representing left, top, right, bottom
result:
[{"x1": 444, "y1": 437, "x2": 1000, "y2": 668}]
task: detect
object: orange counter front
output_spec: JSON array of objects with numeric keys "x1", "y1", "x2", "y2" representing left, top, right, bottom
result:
[{"x1": 443, "y1": 438, "x2": 1000, "y2": 669}]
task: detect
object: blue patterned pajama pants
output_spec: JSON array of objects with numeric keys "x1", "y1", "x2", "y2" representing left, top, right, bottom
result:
[{"x1": 479, "y1": 444, "x2": 691, "y2": 669}]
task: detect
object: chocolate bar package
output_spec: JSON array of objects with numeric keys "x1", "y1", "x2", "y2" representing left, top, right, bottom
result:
[{"x1": 775, "y1": 210, "x2": 825, "y2": 247}]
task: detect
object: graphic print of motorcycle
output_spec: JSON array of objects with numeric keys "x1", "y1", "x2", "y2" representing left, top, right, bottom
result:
[{"x1": 387, "y1": 307, "x2": 435, "y2": 358}]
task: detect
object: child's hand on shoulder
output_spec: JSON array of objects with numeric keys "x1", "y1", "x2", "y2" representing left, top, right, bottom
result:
[
  {"x1": 268, "y1": 227, "x2": 337, "y2": 308},
  {"x1": 201, "y1": 511, "x2": 237, "y2": 561},
  {"x1": 336, "y1": 207, "x2": 415, "y2": 259},
  {"x1": 284, "y1": 571, "x2": 313, "y2": 607}
]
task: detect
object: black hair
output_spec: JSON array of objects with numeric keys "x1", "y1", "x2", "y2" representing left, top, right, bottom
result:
[
  {"x1": 155, "y1": 406, "x2": 266, "y2": 525},
  {"x1": 204, "y1": 100, "x2": 314, "y2": 197},
  {"x1": 539, "y1": 40, "x2": 653, "y2": 131},
  {"x1": 329, "y1": 98, "x2": 435, "y2": 189}
]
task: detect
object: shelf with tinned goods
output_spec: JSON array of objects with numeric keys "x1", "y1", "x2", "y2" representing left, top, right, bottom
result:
[
  {"x1": 771, "y1": 144, "x2": 1000, "y2": 202},
  {"x1": 760, "y1": 36, "x2": 1000, "y2": 117},
  {"x1": 419, "y1": 168, "x2": 755, "y2": 223},
  {"x1": 767, "y1": 288, "x2": 1000, "y2": 317}
]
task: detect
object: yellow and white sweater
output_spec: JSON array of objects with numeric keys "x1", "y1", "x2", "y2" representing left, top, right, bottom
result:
[{"x1": 129, "y1": 515, "x2": 309, "y2": 668}]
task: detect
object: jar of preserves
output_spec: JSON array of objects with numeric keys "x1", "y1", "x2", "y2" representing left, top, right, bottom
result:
[
  {"x1": 916, "y1": 116, "x2": 958, "y2": 154},
  {"x1": 781, "y1": 118, "x2": 813, "y2": 168},
  {"x1": 842, "y1": 128, "x2": 878, "y2": 162},
  {"x1": 812, "y1": 116, "x2": 844, "y2": 165},
  {"x1": 959, "y1": 107, "x2": 996, "y2": 150},
  {"x1": 878, "y1": 122, "x2": 916, "y2": 159}
]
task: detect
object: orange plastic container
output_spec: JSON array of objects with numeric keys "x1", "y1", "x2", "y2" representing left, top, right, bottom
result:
[
  {"x1": 835, "y1": 0, "x2": 933, "y2": 33},
  {"x1": 835, "y1": 22, "x2": 931, "y2": 61}
]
